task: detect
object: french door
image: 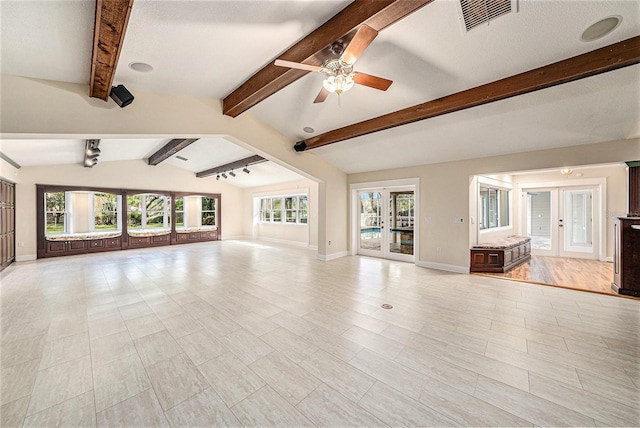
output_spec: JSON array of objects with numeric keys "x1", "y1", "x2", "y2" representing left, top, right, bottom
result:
[
  {"x1": 357, "y1": 187, "x2": 415, "y2": 262},
  {"x1": 523, "y1": 187, "x2": 597, "y2": 259}
]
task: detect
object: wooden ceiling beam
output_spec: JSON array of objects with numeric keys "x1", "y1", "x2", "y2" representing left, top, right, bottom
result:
[
  {"x1": 89, "y1": 0, "x2": 134, "y2": 101},
  {"x1": 294, "y1": 35, "x2": 640, "y2": 152},
  {"x1": 222, "y1": 0, "x2": 433, "y2": 118},
  {"x1": 147, "y1": 139, "x2": 200, "y2": 166},
  {"x1": 196, "y1": 155, "x2": 267, "y2": 178}
]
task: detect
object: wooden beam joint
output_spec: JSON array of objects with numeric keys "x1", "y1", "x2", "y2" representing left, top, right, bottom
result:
[{"x1": 147, "y1": 139, "x2": 199, "y2": 166}]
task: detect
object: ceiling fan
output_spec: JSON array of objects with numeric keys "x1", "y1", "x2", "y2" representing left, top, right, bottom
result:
[{"x1": 274, "y1": 25, "x2": 393, "y2": 103}]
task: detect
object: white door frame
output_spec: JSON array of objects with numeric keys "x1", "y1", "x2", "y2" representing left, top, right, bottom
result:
[
  {"x1": 350, "y1": 178, "x2": 420, "y2": 263},
  {"x1": 518, "y1": 178, "x2": 606, "y2": 261}
]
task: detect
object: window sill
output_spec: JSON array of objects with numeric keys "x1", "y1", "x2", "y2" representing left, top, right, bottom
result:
[{"x1": 46, "y1": 231, "x2": 122, "y2": 241}]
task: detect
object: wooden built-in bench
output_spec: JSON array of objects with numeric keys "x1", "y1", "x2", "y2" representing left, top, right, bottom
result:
[{"x1": 470, "y1": 236, "x2": 531, "y2": 273}]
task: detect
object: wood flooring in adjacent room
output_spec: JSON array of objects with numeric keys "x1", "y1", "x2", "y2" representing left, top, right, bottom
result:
[{"x1": 478, "y1": 255, "x2": 615, "y2": 295}]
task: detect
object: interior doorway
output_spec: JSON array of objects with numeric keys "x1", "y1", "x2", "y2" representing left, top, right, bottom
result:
[
  {"x1": 521, "y1": 183, "x2": 602, "y2": 260},
  {"x1": 351, "y1": 180, "x2": 418, "y2": 263}
]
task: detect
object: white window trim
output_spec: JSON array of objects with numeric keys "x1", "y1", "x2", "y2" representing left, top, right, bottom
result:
[
  {"x1": 477, "y1": 177, "x2": 513, "y2": 231},
  {"x1": 257, "y1": 194, "x2": 309, "y2": 225}
]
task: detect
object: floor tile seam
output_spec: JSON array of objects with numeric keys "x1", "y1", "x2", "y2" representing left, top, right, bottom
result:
[
  {"x1": 25, "y1": 381, "x2": 95, "y2": 419},
  {"x1": 561, "y1": 343, "x2": 640, "y2": 371},
  {"x1": 296, "y1": 380, "x2": 383, "y2": 426},
  {"x1": 526, "y1": 371, "x2": 639, "y2": 424},
  {"x1": 470, "y1": 374, "x2": 592, "y2": 427}
]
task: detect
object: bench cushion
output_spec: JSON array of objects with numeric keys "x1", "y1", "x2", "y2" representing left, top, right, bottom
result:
[{"x1": 473, "y1": 235, "x2": 530, "y2": 250}]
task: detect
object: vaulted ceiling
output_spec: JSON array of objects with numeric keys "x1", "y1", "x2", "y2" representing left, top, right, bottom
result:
[{"x1": 1, "y1": 0, "x2": 638, "y2": 179}]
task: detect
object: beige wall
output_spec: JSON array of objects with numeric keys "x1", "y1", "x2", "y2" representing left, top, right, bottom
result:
[
  {"x1": 14, "y1": 160, "x2": 244, "y2": 260},
  {"x1": 0, "y1": 157, "x2": 20, "y2": 183},
  {"x1": 349, "y1": 139, "x2": 639, "y2": 270},
  {"x1": 243, "y1": 179, "x2": 319, "y2": 248},
  {"x1": 0, "y1": 74, "x2": 348, "y2": 258}
]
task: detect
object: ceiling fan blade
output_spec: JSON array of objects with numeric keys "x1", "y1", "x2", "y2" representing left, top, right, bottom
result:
[
  {"x1": 313, "y1": 87, "x2": 330, "y2": 104},
  {"x1": 341, "y1": 25, "x2": 378, "y2": 65},
  {"x1": 274, "y1": 59, "x2": 321, "y2": 72},
  {"x1": 353, "y1": 73, "x2": 393, "y2": 91}
]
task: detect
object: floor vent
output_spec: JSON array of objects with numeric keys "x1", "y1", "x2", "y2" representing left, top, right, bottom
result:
[{"x1": 459, "y1": 0, "x2": 516, "y2": 32}]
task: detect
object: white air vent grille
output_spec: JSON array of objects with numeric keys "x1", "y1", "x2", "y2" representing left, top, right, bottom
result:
[{"x1": 460, "y1": 0, "x2": 514, "y2": 32}]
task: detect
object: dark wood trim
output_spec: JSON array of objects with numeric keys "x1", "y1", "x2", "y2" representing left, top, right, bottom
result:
[
  {"x1": 295, "y1": 35, "x2": 640, "y2": 151},
  {"x1": 89, "y1": 0, "x2": 134, "y2": 101},
  {"x1": 627, "y1": 163, "x2": 640, "y2": 216},
  {"x1": 222, "y1": 0, "x2": 433, "y2": 117},
  {"x1": 37, "y1": 185, "x2": 223, "y2": 258},
  {"x1": 148, "y1": 139, "x2": 199, "y2": 166},
  {"x1": 196, "y1": 155, "x2": 267, "y2": 178}
]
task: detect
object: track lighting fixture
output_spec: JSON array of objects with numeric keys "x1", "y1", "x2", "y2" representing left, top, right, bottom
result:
[
  {"x1": 229, "y1": 170, "x2": 236, "y2": 177},
  {"x1": 110, "y1": 84, "x2": 134, "y2": 108},
  {"x1": 216, "y1": 175, "x2": 220, "y2": 180},
  {"x1": 221, "y1": 172, "x2": 227, "y2": 179},
  {"x1": 84, "y1": 139, "x2": 101, "y2": 168},
  {"x1": 243, "y1": 166, "x2": 250, "y2": 174}
]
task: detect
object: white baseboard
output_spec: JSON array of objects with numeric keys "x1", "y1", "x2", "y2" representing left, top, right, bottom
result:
[
  {"x1": 602, "y1": 257, "x2": 613, "y2": 262},
  {"x1": 258, "y1": 237, "x2": 309, "y2": 248},
  {"x1": 16, "y1": 254, "x2": 37, "y2": 262},
  {"x1": 220, "y1": 235, "x2": 249, "y2": 240},
  {"x1": 416, "y1": 260, "x2": 469, "y2": 274},
  {"x1": 308, "y1": 245, "x2": 318, "y2": 251},
  {"x1": 317, "y1": 251, "x2": 348, "y2": 261}
]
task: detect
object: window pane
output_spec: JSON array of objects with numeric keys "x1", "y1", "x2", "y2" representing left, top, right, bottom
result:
[
  {"x1": 273, "y1": 209, "x2": 282, "y2": 222},
  {"x1": 201, "y1": 212, "x2": 216, "y2": 226},
  {"x1": 95, "y1": 193, "x2": 118, "y2": 231},
  {"x1": 285, "y1": 210, "x2": 297, "y2": 223},
  {"x1": 146, "y1": 210, "x2": 164, "y2": 227},
  {"x1": 175, "y1": 212, "x2": 184, "y2": 227},
  {"x1": 272, "y1": 198, "x2": 281, "y2": 210},
  {"x1": 499, "y1": 190, "x2": 509, "y2": 227},
  {"x1": 46, "y1": 212, "x2": 65, "y2": 234},
  {"x1": 175, "y1": 198, "x2": 184, "y2": 211},
  {"x1": 45, "y1": 192, "x2": 66, "y2": 234},
  {"x1": 285, "y1": 197, "x2": 296, "y2": 210},
  {"x1": 202, "y1": 197, "x2": 216, "y2": 211}
]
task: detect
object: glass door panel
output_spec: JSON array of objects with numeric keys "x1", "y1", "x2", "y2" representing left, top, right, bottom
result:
[
  {"x1": 560, "y1": 189, "x2": 593, "y2": 256},
  {"x1": 359, "y1": 192, "x2": 382, "y2": 254},
  {"x1": 525, "y1": 190, "x2": 556, "y2": 256},
  {"x1": 388, "y1": 191, "x2": 414, "y2": 256}
]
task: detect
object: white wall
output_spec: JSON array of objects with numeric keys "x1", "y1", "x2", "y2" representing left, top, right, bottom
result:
[
  {"x1": 15, "y1": 160, "x2": 244, "y2": 260},
  {"x1": 349, "y1": 139, "x2": 639, "y2": 270},
  {"x1": 243, "y1": 179, "x2": 319, "y2": 248}
]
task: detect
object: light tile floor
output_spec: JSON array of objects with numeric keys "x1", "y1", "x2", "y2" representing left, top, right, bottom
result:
[{"x1": 1, "y1": 240, "x2": 639, "y2": 427}]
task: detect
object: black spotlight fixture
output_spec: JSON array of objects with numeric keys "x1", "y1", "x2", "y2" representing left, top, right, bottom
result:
[
  {"x1": 243, "y1": 166, "x2": 250, "y2": 174},
  {"x1": 84, "y1": 139, "x2": 101, "y2": 168},
  {"x1": 110, "y1": 84, "x2": 134, "y2": 108},
  {"x1": 221, "y1": 172, "x2": 227, "y2": 179},
  {"x1": 229, "y1": 170, "x2": 236, "y2": 177},
  {"x1": 216, "y1": 174, "x2": 220, "y2": 180}
]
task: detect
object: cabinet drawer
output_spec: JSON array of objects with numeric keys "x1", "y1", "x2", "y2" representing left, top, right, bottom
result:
[
  {"x1": 90, "y1": 239, "x2": 104, "y2": 248},
  {"x1": 47, "y1": 241, "x2": 66, "y2": 253},
  {"x1": 68, "y1": 241, "x2": 87, "y2": 251},
  {"x1": 105, "y1": 237, "x2": 121, "y2": 248},
  {"x1": 152, "y1": 235, "x2": 169, "y2": 243},
  {"x1": 129, "y1": 236, "x2": 150, "y2": 245},
  {"x1": 176, "y1": 234, "x2": 187, "y2": 242},
  {"x1": 188, "y1": 233, "x2": 199, "y2": 240}
]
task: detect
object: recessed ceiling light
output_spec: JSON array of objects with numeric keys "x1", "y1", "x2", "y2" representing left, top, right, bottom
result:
[
  {"x1": 303, "y1": 127, "x2": 314, "y2": 133},
  {"x1": 129, "y1": 62, "x2": 154, "y2": 72},
  {"x1": 580, "y1": 16, "x2": 622, "y2": 42}
]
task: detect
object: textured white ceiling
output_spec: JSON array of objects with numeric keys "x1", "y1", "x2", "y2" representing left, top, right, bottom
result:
[{"x1": 1, "y1": 0, "x2": 638, "y2": 177}]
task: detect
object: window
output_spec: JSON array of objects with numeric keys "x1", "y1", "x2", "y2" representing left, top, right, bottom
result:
[
  {"x1": 127, "y1": 194, "x2": 171, "y2": 230},
  {"x1": 259, "y1": 195, "x2": 308, "y2": 224},
  {"x1": 201, "y1": 197, "x2": 216, "y2": 226},
  {"x1": 175, "y1": 197, "x2": 185, "y2": 228},
  {"x1": 45, "y1": 192, "x2": 66, "y2": 234},
  {"x1": 94, "y1": 193, "x2": 118, "y2": 231},
  {"x1": 480, "y1": 186, "x2": 510, "y2": 229}
]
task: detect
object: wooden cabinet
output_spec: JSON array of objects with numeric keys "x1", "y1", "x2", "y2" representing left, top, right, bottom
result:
[
  {"x1": 174, "y1": 229, "x2": 218, "y2": 244},
  {"x1": 1, "y1": 180, "x2": 15, "y2": 271},
  {"x1": 128, "y1": 233, "x2": 170, "y2": 248},
  {"x1": 612, "y1": 217, "x2": 640, "y2": 297},
  {"x1": 45, "y1": 237, "x2": 122, "y2": 257}
]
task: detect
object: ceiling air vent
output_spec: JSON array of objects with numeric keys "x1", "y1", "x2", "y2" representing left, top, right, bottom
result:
[{"x1": 459, "y1": 0, "x2": 516, "y2": 32}]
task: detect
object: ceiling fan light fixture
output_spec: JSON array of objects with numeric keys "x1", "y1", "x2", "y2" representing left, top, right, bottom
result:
[{"x1": 323, "y1": 73, "x2": 355, "y2": 95}]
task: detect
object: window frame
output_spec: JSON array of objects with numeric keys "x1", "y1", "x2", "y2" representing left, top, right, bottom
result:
[
  {"x1": 127, "y1": 194, "x2": 171, "y2": 231},
  {"x1": 92, "y1": 192, "x2": 121, "y2": 232},
  {"x1": 258, "y1": 194, "x2": 308, "y2": 225},
  {"x1": 479, "y1": 183, "x2": 511, "y2": 231}
]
